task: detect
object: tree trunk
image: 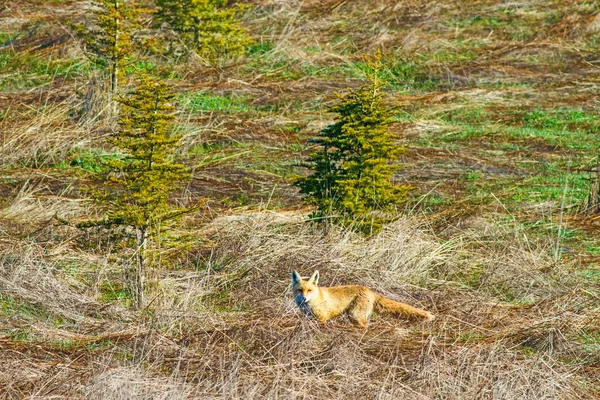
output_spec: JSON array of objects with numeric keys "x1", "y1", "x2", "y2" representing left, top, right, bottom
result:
[
  {"x1": 109, "y1": 0, "x2": 120, "y2": 117},
  {"x1": 111, "y1": 61, "x2": 118, "y2": 98},
  {"x1": 133, "y1": 226, "x2": 146, "y2": 309},
  {"x1": 582, "y1": 159, "x2": 600, "y2": 214}
]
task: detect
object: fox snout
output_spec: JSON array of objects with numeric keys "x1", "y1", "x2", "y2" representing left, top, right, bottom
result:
[
  {"x1": 294, "y1": 290, "x2": 314, "y2": 305},
  {"x1": 294, "y1": 293, "x2": 307, "y2": 305},
  {"x1": 294, "y1": 291, "x2": 312, "y2": 316}
]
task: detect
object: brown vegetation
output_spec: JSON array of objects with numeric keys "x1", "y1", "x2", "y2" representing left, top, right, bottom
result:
[{"x1": 0, "y1": 0, "x2": 599, "y2": 398}]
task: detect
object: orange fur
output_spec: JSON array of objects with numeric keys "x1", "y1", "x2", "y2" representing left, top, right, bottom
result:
[{"x1": 292, "y1": 270, "x2": 434, "y2": 328}]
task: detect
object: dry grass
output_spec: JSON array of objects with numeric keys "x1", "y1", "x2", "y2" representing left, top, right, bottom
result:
[
  {"x1": 0, "y1": 101, "x2": 84, "y2": 167},
  {"x1": 1, "y1": 0, "x2": 600, "y2": 398},
  {"x1": 136, "y1": 213, "x2": 599, "y2": 399},
  {"x1": 84, "y1": 366, "x2": 193, "y2": 400},
  {"x1": 2, "y1": 210, "x2": 597, "y2": 399}
]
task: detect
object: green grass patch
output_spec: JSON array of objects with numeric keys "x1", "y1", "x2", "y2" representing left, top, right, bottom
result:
[
  {"x1": 464, "y1": 170, "x2": 587, "y2": 206},
  {"x1": 457, "y1": 330, "x2": 485, "y2": 343},
  {"x1": 0, "y1": 31, "x2": 18, "y2": 44},
  {"x1": 436, "y1": 124, "x2": 597, "y2": 151},
  {"x1": 244, "y1": 50, "x2": 443, "y2": 91},
  {"x1": 247, "y1": 41, "x2": 275, "y2": 55},
  {"x1": 585, "y1": 243, "x2": 600, "y2": 256},
  {"x1": 86, "y1": 338, "x2": 115, "y2": 351},
  {"x1": 0, "y1": 294, "x2": 70, "y2": 328},
  {"x1": 580, "y1": 268, "x2": 600, "y2": 282},
  {"x1": 181, "y1": 92, "x2": 250, "y2": 113},
  {"x1": 465, "y1": 169, "x2": 484, "y2": 181},
  {"x1": 99, "y1": 281, "x2": 132, "y2": 304},
  {"x1": 413, "y1": 192, "x2": 449, "y2": 211},
  {"x1": 0, "y1": 51, "x2": 90, "y2": 91},
  {"x1": 576, "y1": 329, "x2": 600, "y2": 355},
  {"x1": 55, "y1": 148, "x2": 122, "y2": 174},
  {"x1": 450, "y1": 10, "x2": 549, "y2": 42},
  {"x1": 190, "y1": 141, "x2": 248, "y2": 155},
  {"x1": 4, "y1": 327, "x2": 32, "y2": 341},
  {"x1": 509, "y1": 168, "x2": 588, "y2": 203},
  {"x1": 521, "y1": 107, "x2": 600, "y2": 133},
  {"x1": 124, "y1": 60, "x2": 157, "y2": 75},
  {"x1": 0, "y1": 294, "x2": 48, "y2": 320},
  {"x1": 190, "y1": 141, "x2": 253, "y2": 167},
  {"x1": 248, "y1": 161, "x2": 297, "y2": 178},
  {"x1": 453, "y1": 15, "x2": 504, "y2": 29},
  {"x1": 345, "y1": 57, "x2": 441, "y2": 92},
  {"x1": 440, "y1": 107, "x2": 490, "y2": 125}
]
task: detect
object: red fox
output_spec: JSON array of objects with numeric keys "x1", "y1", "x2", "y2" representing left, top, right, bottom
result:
[{"x1": 292, "y1": 270, "x2": 434, "y2": 328}]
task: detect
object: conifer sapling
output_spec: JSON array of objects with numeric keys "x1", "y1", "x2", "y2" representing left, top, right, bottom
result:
[
  {"x1": 72, "y1": 0, "x2": 141, "y2": 97},
  {"x1": 295, "y1": 49, "x2": 412, "y2": 233},
  {"x1": 84, "y1": 73, "x2": 194, "y2": 308},
  {"x1": 155, "y1": 0, "x2": 253, "y2": 63}
]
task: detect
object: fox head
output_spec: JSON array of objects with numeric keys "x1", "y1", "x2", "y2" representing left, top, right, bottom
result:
[{"x1": 291, "y1": 270, "x2": 319, "y2": 310}]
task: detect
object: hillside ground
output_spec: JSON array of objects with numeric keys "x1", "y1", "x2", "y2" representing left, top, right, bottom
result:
[{"x1": 0, "y1": 0, "x2": 599, "y2": 398}]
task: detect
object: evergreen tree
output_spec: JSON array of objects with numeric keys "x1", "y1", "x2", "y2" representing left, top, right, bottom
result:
[
  {"x1": 73, "y1": 0, "x2": 141, "y2": 96},
  {"x1": 84, "y1": 73, "x2": 192, "y2": 308},
  {"x1": 295, "y1": 50, "x2": 412, "y2": 234},
  {"x1": 154, "y1": 0, "x2": 253, "y2": 63}
]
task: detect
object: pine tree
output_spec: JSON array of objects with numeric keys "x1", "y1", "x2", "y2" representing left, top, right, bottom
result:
[
  {"x1": 73, "y1": 0, "x2": 141, "y2": 97},
  {"x1": 295, "y1": 50, "x2": 412, "y2": 234},
  {"x1": 154, "y1": 0, "x2": 253, "y2": 63},
  {"x1": 89, "y1": 73, "x2": 192, "y2": 308}
]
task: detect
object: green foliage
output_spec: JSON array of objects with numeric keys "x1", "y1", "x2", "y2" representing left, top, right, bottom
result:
[
  {"x1": 522, "y1": 107, "x2": 600, "y2": 133},
  {"x1": 0, "y1": 52, "x2": 90, "y2": 91},
  {"x1": 295, "y1": 50, "x2": 412, "y2": 234},
  {"x1": 181, "y1": 92, "x2": 250, "y2": 112},
  {"x1": 83, "y1": 74, "x2": 193, "y2": 308},
  {"x1": 154, "y1": 0, "x2": 253, "y2": 63},
  {"x1": 106, "y1": 74, "x2": 189, "y2": 228},
  {"x1": 0, "y1": 294, "x2": 47, "y2": 320},
  {"x1": 69, "y1": 149, "x2": 121, "y2": 174},
  {"x1": 99, "y1": 281, "x2": 133, "y2": 303},
  {"x1": 72, "y1": 0, "x2": 142, "y2": 94}
]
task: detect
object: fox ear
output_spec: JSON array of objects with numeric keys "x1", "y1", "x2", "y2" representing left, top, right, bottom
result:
[
  {"x1": 308, "y1": 270, "x2": 319, "y2": 285},
  {"x1": 292, "y1": 270, "x2": 302, "y2": 284}
]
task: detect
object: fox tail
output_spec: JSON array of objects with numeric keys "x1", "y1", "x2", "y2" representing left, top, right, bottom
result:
[{"x1": 375, "y1": 295, "x2": 434, "y2": 321}]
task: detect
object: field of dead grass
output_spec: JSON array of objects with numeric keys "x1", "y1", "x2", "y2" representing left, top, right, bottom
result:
[
  {"x1": 0, "y1": 0, "x2": 599, "y2": 398},
  {"x1": 0, "y1": 213, "x2": 598, "y2": 398}
]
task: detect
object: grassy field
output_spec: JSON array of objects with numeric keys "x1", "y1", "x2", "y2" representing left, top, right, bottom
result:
[{"x1": 0, "y1": 0, "x2": 599, "y2": 398}]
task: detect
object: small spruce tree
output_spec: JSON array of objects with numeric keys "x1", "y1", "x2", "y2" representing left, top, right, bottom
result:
[
  {"x1": 154, "y1": 0, "x2": 253, "y2": 63},
  {"x1": 295, "y1": 50, "x2": 412, "y2": 234},
  {"x1": 73, "y1": 0, "x2": 142, "y2": 97},
  {"x1": 86, "y1": 73, "x2": 192, "y2": 308}
]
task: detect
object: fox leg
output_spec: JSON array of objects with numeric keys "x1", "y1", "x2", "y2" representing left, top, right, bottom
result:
[
  {"x1": 349, "y1": 314, "x2": 367, "y2": 328},
  {"x1": 348, "y1": 295, "x2": 374, "y2": 328},
  {"x1": 313, "y1": 311, "x2": 330, "y2": 325}
]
